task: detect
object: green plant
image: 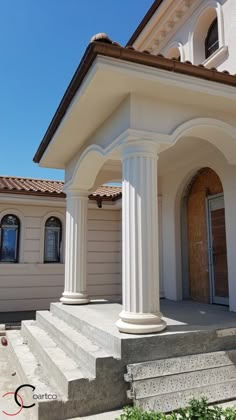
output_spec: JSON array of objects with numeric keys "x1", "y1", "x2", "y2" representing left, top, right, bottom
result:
[{"x1": 116, "y1": 398, "x2": 236, "y2": 420}]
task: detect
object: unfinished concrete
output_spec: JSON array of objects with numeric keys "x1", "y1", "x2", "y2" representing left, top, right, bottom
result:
[{"x1": 6, "y1": 300, "x2": 236, "y2": 419}]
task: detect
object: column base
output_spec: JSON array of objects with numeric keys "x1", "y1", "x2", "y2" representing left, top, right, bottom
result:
[
  {"x1": 60, "y1": 292, "x2": 90, "y2": 305},
  {"x1": 116, "y1": 311, "x2": 167, "y2": 334}
]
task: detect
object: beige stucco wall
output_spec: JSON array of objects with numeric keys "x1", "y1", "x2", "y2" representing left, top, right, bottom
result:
[{"x1": 0, "y1": 197, "x2": 121, "y2": 312}]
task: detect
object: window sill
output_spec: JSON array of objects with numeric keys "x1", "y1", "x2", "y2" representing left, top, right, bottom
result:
[{"x1": 202, "y1": 46, "x2": 228, "y2": 69}]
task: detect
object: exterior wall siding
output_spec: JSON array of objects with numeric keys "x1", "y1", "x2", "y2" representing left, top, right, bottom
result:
[{"x1": 0, "y1": 201, "x2": 121, "y2": 312}]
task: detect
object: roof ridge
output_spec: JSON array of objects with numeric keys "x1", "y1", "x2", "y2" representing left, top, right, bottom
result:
[{"x1": 0, "y1": 175, "x2": 64, "y2": 183}]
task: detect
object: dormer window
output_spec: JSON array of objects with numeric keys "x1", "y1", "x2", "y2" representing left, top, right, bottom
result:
[{"x1": 205, "y1": 18, "x2": 219, "y2": 59}]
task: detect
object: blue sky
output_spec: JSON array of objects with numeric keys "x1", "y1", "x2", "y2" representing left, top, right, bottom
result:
[{"x1": 0, "y1": 0, "x2": 153, "y2": 181}]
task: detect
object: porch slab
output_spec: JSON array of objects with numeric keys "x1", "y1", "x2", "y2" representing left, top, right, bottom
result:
[{"x1": 51, "y1": 299, "x2": 236, "y2": 363}]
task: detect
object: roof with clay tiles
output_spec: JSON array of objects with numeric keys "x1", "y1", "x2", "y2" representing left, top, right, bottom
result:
[{"x1": 0, "y1": 176, "x2": 122, "y2": 201}]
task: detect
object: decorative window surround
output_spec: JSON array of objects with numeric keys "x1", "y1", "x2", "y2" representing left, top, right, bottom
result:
[
  {"x1": 189, "y1": 0, "x2": 226, "y2": 65},
  {"x1": 202, "y1": 45, "x2": 229, "y2": 69}
]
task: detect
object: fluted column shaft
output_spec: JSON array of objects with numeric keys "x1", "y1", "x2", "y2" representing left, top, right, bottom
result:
[
  {"x1": 116, "y1": 141, "x2": 166, "y2": 333},
  {"x1": 60, "y1": 190, "x2": 89, "y2": 305}
]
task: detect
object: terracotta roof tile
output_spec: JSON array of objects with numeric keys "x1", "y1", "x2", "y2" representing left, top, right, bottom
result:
[{"x1": 0, "y1": 176, "x2": 122, "y2": 201}]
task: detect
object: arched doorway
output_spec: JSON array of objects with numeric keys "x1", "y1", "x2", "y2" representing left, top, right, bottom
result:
[{"x1": 185, "y1": 167, "x2": 229, "y2": 305}]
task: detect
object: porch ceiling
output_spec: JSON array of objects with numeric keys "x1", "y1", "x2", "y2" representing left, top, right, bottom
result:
[{"x1": 35, "y1": 41, "x2": 236, "y2": 169}]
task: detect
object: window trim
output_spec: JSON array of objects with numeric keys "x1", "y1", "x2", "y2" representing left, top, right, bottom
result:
[
  {"x1": 0, "y1": 214, "x2": 20, "y2": 263},
  {"x1": 189, "y1": 0, "x2": 226, "y2": 65},
  {"x1": 44, "y1": 217, "x2": 62, "y2": 263},
  {"x1": 0, "y1": 209, "x2": 24, "y2": 263},
  {"x1": 40, "y1": 212, "x2": 65, "y2": 264}
]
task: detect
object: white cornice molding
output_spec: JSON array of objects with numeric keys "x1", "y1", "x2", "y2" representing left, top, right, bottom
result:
[{"x1": 134, "y1": 0, "x2": 201, "y2": 54}]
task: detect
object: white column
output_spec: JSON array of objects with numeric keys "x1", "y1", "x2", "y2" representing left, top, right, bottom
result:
[
  {"x1": 116, "y1": 141, "x2": 166, "y2": 334},
  {"x1": 60, "y1": 189, "x2": 90, "y2": 305}
]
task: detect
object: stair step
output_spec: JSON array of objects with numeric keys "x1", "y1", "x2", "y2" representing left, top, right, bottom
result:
[
  {"x1": 36, "y1": 311, "x2": 112, "y2": 377},
  {"x1": 125, "y1": 350, "x2": 236, "y2": 381},
  {"x1": 7, "y1": 330, "x2": 65, "y2": 419},
  {"x1": 50, "y1": 302, "x2": 121, "y2": 357},
  {"x1": 135, "y1": 381, "x2": 236, "y2": 413},
  {"x1": 129, "y1": 365, "x2": 236, "y2": 399},
  {"x1": 21, "y1": 320, "x2": 91, "y2": 399}
]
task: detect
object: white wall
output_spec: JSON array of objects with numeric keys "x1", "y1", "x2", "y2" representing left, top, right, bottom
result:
[{"x1": 0, "y1": 197, "x2": 121, "y2": 312}]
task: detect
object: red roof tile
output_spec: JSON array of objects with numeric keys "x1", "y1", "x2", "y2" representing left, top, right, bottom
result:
[{"x1": 0, "y1": 176, "x2": 122, "y2": 201}]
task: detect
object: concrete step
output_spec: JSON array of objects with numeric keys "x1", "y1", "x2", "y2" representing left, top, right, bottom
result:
[
  {"x1": 135, "y1": 381, "x2": 236, "y2": 413},
  {"x1": 36, "y1": 311, "x2": 113, "y2": 377},
  {"x1": 21, "y1": 320, "x2": 91, "y2": 399},
  {"x1": 7, "y1": 329, "x2": 66, "y2": 419},
  {"x1": 129, "y1": 365, "x2": 236, "y2": 399},
  {"x1": 7, "y1": 328, "x2": 125, "y2": 420},
  {"x1": 125, "y1": 350, "x2": 236, "y2": 381},
  {"x1": 50, "y1": 303, "x2": 121, "y2": 357}
]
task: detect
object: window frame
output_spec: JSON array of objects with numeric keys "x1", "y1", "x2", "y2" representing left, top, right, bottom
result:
[
  {"x1": 0, "y1": 214, "x2": 20, "y2": 263},
  {"x1": 44, "y1": 216, "x2": 62, "y2": 263}
]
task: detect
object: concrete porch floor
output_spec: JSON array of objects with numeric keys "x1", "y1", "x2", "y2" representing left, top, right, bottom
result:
[
  {"x1": 54, "y1": 299, "x2": 236, "y2": 336},
  {"x1": 49, "y1": 299, "x2": 236, "y2": 364}
]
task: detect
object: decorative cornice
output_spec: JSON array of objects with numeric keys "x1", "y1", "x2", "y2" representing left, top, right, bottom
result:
[{"x1": 137, "y1": 0, "x2": 199, "y2": 54}]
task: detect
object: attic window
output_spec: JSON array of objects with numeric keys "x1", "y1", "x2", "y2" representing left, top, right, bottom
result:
[{"x1": 205, "y1": 18, "x2": 219, "y2": 59}]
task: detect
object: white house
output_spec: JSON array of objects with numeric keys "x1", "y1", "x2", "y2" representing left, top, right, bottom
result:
[
  {"x1": 33, "y1": 0, "x2": 236, "y2": 333},
  {"x1": 5, "y1": 1, "x2": 236, "y2": 417}
]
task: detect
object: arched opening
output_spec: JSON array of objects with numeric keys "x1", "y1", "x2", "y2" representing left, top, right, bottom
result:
[
  {"x1": 192, "y1": 8, "x2": 219, "y2": 64},
  {"x1": 0, "y1": 214, "x2": 20, "y2": 263},
  {"x1": 182, "y1": 167, "x2": 228, "y2": 305},
  {"x1": 44, "y1": 217, "x2": 62, "y2": 263}
]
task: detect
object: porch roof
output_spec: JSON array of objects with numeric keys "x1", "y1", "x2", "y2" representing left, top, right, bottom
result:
[{"x1": 33, "y1": 35, "x2": 236, "y2": 166}]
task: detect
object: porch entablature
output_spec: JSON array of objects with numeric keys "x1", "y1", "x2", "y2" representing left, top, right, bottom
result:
[{"x1": 36, "y1": 53, "x2": 236, "y2": 173}]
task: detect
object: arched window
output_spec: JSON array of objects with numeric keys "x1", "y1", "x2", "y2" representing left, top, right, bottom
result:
[
  {"x1": 0, "y1": 215, "x2": 20, "y2": 262},
  {"x1": 44, "y1": 217, "x2": 62, "y2": 263},
  {"x1": 205, "y1": 18, "x2": 219, "y2": 59}
]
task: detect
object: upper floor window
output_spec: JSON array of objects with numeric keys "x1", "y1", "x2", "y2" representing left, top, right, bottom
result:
[
  {"x1": 44, "y1": 217, "x2": 62, "y2": 263},
  {"x1": 0, "y1": 214, "x2": 20, "y2": 263},
  {"x1": 205, "y1": 18, "x2": 219, "y2": 59}
]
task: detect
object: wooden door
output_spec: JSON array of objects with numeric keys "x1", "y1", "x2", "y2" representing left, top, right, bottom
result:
[{"x1": 208, "y1": 195, "x2": 229, "y2": 305}]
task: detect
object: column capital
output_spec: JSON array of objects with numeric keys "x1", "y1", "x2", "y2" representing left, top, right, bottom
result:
[
  {"x1": 121, "y1": 139, "x2": 160, "y2": 161},
  {"x1": 65, "y1": 188, "x2": 89, "y2": 200}
]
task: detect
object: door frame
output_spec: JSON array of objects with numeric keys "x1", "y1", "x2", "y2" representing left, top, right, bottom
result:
[{"x1": 206, "y1": 193, "x2": 229, "y2": 306}]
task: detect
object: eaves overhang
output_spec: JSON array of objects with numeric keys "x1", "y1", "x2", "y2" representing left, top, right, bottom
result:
[{"x1": 33, "y1": 38, "x2": 236, "y2": 167}]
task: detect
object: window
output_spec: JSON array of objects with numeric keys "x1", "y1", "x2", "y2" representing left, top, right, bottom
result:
[
  {"x1": 0, "y1": 215, "x2": 20, "y2": 262},
  {"x1": 205, "y1": 18, "x2": 219, "y2": 59},
  {"x1": 44, "y1": 217, "x2": 62, "y2": 263}
]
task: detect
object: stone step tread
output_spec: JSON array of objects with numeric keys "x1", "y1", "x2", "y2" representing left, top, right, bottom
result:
[
  {"x1": 50, "y1": 303, "x2": 121, "y2": 358},
  {"x1": 130, "y1": 365, "x2": 236, "y2": 399},
  {"x1": 22, "y1": 320, "x2": 87, "y2": 382},
  {"x1": 126, "y1": 350, "x2": 236, "y2": 381},
  {"x1": 37, "y1": 311, "x2": 111, "y2": 359},
  {"x1": 7, "y1": 330, "x2": 65, "y2": 400},
  {"x1": 134, "y1": 380, "x2": 236, "y2": 413}
]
